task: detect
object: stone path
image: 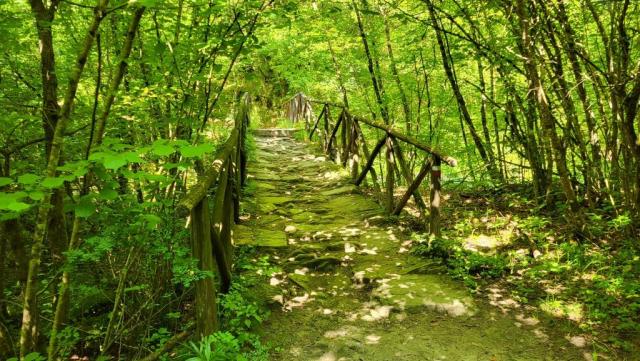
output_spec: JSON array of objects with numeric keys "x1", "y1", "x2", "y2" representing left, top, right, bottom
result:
[{"x1": 235, "y1": 133, "x2": 589, "y2": 361}]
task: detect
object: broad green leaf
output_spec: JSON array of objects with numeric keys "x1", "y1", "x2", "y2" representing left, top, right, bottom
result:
[
  {"x1": 7, "y1": 201, "x2": 30, "y2": 212},
  {"x1": 18, "y1": 174, "x2": 39, "y2": 185},
  {"x1": 123, "y1": 151, "x2": 144, "y2": 163},
  {"x1": 42, "y1": 177, "x2": 64, "y2": 188},
  {"x1": 0, "y1": 177, "x2": 12, "y2": 187},
  {"x1": 28, "y1": 191, "x2": 44, "y2": 201},
  {"x1": 88, "y1": 151, "x2": 107, "y2": 161},
  {"x1": 75, "y1": 198, "x2": 94, "y2": 218},
  {"x1": 103, "y1": 154, "x2": 127, "y2": 170},
  {"x1": 24, "y1": 352, "x2": 45, "y2": 361},
  {"x1": 180, "y1": 143, "x2": 214, "y2": 158},
  {"x1": 152, "y1": 144, "x2": 174, "y2": 156},
  {"x1": 141, "y1": 214, "x2": 162, "y2": 229},
  {"x1": 99, "y1": 187, "x2": 118, "y2": 201}
]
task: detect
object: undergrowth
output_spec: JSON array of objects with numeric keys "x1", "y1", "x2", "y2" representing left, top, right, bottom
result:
[
  {"x1": 176, "y1": 248, "x2": 278, "y2": 361},
  {"x1": 410, "y1": 188, "x2": 640, "y2": 354}
]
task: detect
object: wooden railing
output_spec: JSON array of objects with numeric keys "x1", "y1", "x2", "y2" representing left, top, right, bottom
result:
[
  {"x1": 304, "y1": 96, "x2": 457, "y2": 236},
  {"x1": 176, "y1": 94, "x2": 250, "y2": 337}
]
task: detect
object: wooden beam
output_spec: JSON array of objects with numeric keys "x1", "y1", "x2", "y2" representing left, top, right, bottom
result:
[
  {"x1": 355, "y1": 135, "x2": 387, "y2": 186},
  {"x1": 391, "y1": 137, "x2": 427, "y2": 214},
  {"x1": 211, "y1": 158, "x2": 233, "y2": 293},
  {"x1": 393, "y1": 159, "x2": 432, "y2": 216},
  {"x1": 353, "y1": 120, "x2": 381, "y2": 193},
  {"x1": 326, "y1": 109, "x2": 345, "y2": 157},
  {"x1": 191, "y1": 200, "x2": 218, "y2": 336},
  {"x1": 430, "y1": 156, "x2": 442, "y2": 236},
  {"x1": 176, "y1": 129, "x2": 238, "y2": 217},
  {"x1": 354, "y1": 116, "x2": 457, "y2": 166},
  {"x1": 309, "y1": 104, "x2": 326, "y2": 140}
]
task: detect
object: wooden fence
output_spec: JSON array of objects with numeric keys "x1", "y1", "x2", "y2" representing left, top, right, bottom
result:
[
  {"x1": 176, "y1": 94, "x2": 250, "y2": 337},
  {"x1": 284, "y1": 92, "x2": 314, "y2": 130},
  {"x1": 303, "y1": 96, "x2": 457, "y2": 236}
]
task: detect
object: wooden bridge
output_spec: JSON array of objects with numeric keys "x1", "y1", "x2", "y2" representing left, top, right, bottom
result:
[{"x1": 177, "y1": 93, "x2": 457, "y2": 338}]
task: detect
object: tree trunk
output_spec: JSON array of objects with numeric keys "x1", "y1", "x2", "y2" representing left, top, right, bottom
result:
[
  {"x1": 513, "y1": 0, "x2": 579, "y2": 214},
  {"x1": 20, "y1": 1, "x2": 110, "y2": 355},
  {"x1": 425, "y1": 0, "x2": 501, "y2": 182}
]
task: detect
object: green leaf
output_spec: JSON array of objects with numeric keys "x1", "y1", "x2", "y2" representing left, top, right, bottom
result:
[
  {"x1": 75, "y1": 198, "x2": 94, "y2": 218},
  {"x1": 7, "y1": 201, "x2": 31, "y2": 212},
  {"x1": 89, "y1": 151, "x2": 107, "y2": 161},
  {"x1": 42, "y1": 177, "x2": 65, "y2": 188},
  {"x1": 24, "y1": 352, "x2": 45, "y2": 361},
  {"x1": 141, "y1": 214, "x2": 162, "y2": 229},
  {"x1": 18, "y1": 174, "x2": 39, "y2": 185},
  {"x1": 180, "y1": 143, "x2": 214, "y2": 158},
  {"x1": 123, "y1": 151, "x2": 144, "y2": 163},
  {"x1": 99, "y1": 187, "x2": 118, "y2": 201},
  {"x1": 103, "y1": 154, "x2": 127, "y2": 170},
  {"x1": 28, "y1": 191, "x2": 44, "y2": 201},
  {"x1": 152, "y1": 143, "x2": 175, "y2": 157},
  {"x1": 0, "y1": 177, "x2": 12, "y2": 187}
]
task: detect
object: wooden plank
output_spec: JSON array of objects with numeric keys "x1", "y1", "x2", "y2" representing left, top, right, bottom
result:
[
  {"x1": 353, "y1": 120, "x2": 381, "y2": 193},
  {"x1": 391, "y1": 137, "x2": 427, "y2": 214},
  {"x1": 392, "y1": 159, "x2": 432, "y2": 216},
  {"x1": 326, "y1": 109, "x2": 345, "y2": 157},
  {"x1": 309, "y1": 104, "x2": 326, "y2": 140},
  {"x1": 308, "y1": 99, "x2": 455, "y2": 166},
  {"x1": 323, "y1": 106, "x2": 330, "y2": 150},
  {"x1": 355, "y1": 135, "x2": 386, "y2": 186}
]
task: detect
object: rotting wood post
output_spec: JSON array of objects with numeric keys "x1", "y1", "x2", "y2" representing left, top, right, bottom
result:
[
  {"x1": 191, "y1": 199, "x2": 218, "y2": 336},
  {"x1": 385, "y1": 136, "x2": 395, "y2": 214},
  {"x1": 430, "y1": 155, "x2": 442, "y2": 237}
]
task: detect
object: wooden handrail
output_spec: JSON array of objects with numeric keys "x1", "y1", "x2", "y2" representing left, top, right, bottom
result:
[
  {"x1": 176, "y1": 93, "x2": 250, "y2": 338},
  {"x1": 353, "y1": 116, "x2": 457, "y2": 167},
  {"x1": 298, "y1": 97, "x2": 457, "y2": 166},
  {"x1": 176, "y1": 128, "x2": 239, "y2": 217},
  {"x1": 299, "y1": 95, "x2": 452, "y2": 236}
]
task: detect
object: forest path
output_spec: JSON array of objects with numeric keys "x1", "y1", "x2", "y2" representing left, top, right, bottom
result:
[{"x1": 235, "y1": 133, "x2": 588, "y2": 361}]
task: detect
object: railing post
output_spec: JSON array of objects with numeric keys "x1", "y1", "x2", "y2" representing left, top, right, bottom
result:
[
  {"x1": 349, "y1": 118, "x2": 359, "y2": 181},
  {"x1": 323, "y1": 105, "x2": 330, "y2": 151},
  {"x1": 430, "y1": 155, "x2": 442, "y2": 237},
  {"x1": 340, "y1": 110, "x2": 348, "y2": 164},
  {"x1": 191, "y1": 200, "x2": 218, "y2": 336},
  {"x1": 211, "y1": 159, "x2": 233, "y2": 293},
  {"x1": 385, "y1": 136, "x2": 395, "y2": 214}
]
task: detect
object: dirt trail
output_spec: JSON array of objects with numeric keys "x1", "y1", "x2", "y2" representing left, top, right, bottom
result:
[{"x1": 236, "y1": 133, "x2": 590, "y2": 361}]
